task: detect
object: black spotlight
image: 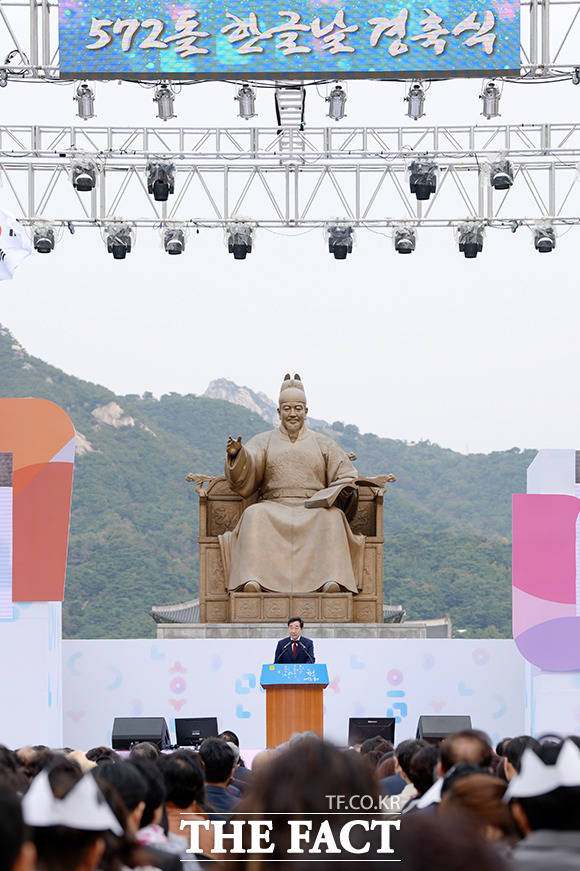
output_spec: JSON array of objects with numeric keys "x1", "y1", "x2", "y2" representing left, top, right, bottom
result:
[
  {"x1": 490, "y1": 159, "x2": 513, "y2": 191},
  {"x1": 409, "y1": 160, "x2": 437, "y2": 201},
  {"x1": 457, "y1": 222, "x2": 484, "y2": 259},
  {"x1": 72, "y1": 162, "x2": 96, "y2": 192},
  {"x1": 327, "y1": 224, "x2": 353, "y2": 260},
  {"x1": 33, "y1": 226, "x2": 55, "y2": 253},
  {"x1": 394, "y1": 227, "x2": 416, "y2": 254},
  {"x1": 227, "y1": 225, "x2": 253, "y2": 260},
  {"x1": 106, "y1": 224, "x2": 133, "y2": 260},
  {"x1": 147, "y1": 161, "x2": 175, "y2": 202},
  {"x1": 534, "y1": 226, "x2": 556, "y2": 253},
  {"x1": 163, "y1": 227, "x2": 185, "y2": 255}
]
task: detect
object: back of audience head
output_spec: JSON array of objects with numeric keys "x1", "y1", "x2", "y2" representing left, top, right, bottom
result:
[
  {"x1": 440, "y1": 773, "x2": 518, "y2": 843},
  {"x1": 218, "y1": 730, "x2": 239, "y2": 747},
  {"x1": 408, "y1": 744, "x2": 439, "y2": 796},
  {"x1": 0, "y1": 745, "x2": 28, "y2": 792},
  {"x1": 130, "y1": 759, "x2": 165, "y2": 829},
  {"x1": 199, "y1": 737, "x2": 236, "y2": 785},
  {"x1": 160, "y1": 750, "x2": 206, "y2": 809},
  {"x1": 376, "y1": 752, "x2": 396, "y2": 780},
  {"x1": 503, "y1": 735, "x2": 541, "y2": 780},
  {"x1": 24, "y1": 768, "x2": 115, "y2": 871},
  {"x1": 93, "y1": 761, "x2": 148, "y2": 836},
  {"x1": 85, "y1": 747, "x2": 120, "y2": 766},
  {"x1": 395, "y1": 739, "x2": 425, "y2": 779},
  {"x1": 0, "y1": 784, "x2": 36, "y2": 871},
  {"x1": 128, "y1": 742, "x2": 159, "y2": 762},
  {"x1": 440, "y1": 730, "x2": 493, "y2": 775},
  {"x1": 508, "y1": 739, "x2": 580, "y2": 835},
  {"x1": 397, "y1": 809, "x2": 510, "y2": 871}
]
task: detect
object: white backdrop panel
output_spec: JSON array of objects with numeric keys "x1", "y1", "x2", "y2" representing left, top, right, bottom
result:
[
  {"x1": 0, "y1": 602, "x2": 62, "y2": 748},
  {"x1": 62, "y1": 638, "x2": 525, "y2": 750}
]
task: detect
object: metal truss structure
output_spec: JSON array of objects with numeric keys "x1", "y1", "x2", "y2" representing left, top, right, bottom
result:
[
  {"x1": 2, "y1": 123, "x2": 580, "y2": 233},
  {"x1": 0, "y1": 0, "x2": 579, "y2": 81}
]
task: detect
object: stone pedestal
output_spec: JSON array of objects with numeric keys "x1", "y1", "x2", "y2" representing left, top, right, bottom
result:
[{"x1": 155, "y1": 621, "x2": 445, "y2": 640}]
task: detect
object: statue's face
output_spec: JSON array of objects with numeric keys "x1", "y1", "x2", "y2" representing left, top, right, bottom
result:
[{"x1": 278, "y1": 396, "x2": 307, "y2": 434}]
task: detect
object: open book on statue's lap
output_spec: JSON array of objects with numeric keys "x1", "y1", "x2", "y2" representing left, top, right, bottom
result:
[{"x1": 304, "y1": 480, "x2": 354, "y2": 509}]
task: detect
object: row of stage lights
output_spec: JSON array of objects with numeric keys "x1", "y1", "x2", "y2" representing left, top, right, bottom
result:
[
  {"x1": 74, "y1": 80, "x2": 504, "y2": 122},
  {"x1": 37, "y1": 155, "x2": 555, "y2": 259},
  {"x1": 31, "y1": 219, "x2": 557, "y2": 260},
  {"x1": 68, "y1": 155, "x2": 523, "y2": 201}
]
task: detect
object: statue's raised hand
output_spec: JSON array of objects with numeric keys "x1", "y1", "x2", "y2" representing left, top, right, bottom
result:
[{"x1": 227, "y1": 435, "x2": 243, "y2": 457}]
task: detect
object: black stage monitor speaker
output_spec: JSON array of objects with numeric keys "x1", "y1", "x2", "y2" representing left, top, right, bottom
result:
[
  {"x1": 348, "y1": 717, "x2": 395, "y2": 747},
  {"x1": 416, "y1": 715, "x2": 472, "y2": 744},
  {"x1": 175, "y1": 716, "x2": 218, "y2": 748},
  {"x1": 112, "y1": 717, "x2": 171, "y2": 750}
]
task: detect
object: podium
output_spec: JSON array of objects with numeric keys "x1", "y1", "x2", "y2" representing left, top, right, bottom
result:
[{"x1": 260, "y1": 663, "x2": 329, "y2": 747}]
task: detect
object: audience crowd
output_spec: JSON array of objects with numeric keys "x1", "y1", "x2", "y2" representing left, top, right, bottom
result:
[{"x1": 1, "y1": 726, "x2": 579, "y2": 869}]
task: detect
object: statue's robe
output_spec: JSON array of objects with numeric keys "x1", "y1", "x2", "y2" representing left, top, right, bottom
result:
[{"x1": 218, "y1": 426, "x2": 364, "y2": 593}]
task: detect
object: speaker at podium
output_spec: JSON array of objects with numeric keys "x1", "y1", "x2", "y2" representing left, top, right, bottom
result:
[{"x1": 260, "y1": 663, "x2": 329, "y2": 747}]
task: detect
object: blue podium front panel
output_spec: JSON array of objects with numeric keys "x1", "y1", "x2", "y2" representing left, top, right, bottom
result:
[{"x1": 260, "y1": 663, "x2": 329, "y2": 686}]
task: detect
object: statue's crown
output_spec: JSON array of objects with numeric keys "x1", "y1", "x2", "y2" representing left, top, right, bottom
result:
[
  {"x1": 504, "y1": 739, "x2": 580, "y2": 801},
  {"x1": 279, "y1": 373, "x2": 307, "y2": 403}
]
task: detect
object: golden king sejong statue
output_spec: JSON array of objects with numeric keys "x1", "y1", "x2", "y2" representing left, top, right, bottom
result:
[{"x1": 219, "y1": 373, "x2": 365, "y2": 595}]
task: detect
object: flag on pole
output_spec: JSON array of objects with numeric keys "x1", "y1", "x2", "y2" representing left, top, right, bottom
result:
[{"x1": 0, "y1": 208, "x2": 32, "y2": 280}]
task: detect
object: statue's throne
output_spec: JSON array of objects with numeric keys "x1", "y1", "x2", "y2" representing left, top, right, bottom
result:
[{"x1": 188, "y1": 473, "x2": 390, "y2": 623}]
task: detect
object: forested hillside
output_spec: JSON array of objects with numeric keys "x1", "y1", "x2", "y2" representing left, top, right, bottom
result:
[{"x1": 0, "y1": 325, "x2": 533, "y2": 639}]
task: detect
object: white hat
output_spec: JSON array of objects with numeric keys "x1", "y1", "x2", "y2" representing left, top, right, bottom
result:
[
  {"x1": 504, "y1": 739, "x2": 580, "y2": 801},
  {"x1": 22, "y1": 770, "x2": 123, "y2": 835}
]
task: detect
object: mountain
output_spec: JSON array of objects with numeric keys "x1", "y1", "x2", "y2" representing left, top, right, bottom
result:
[
  {"x1": 0, "y1": 324, "x2": 534, "y2": 639},
  {"x1": 204, "y1": 378, "x2": 278, "y2": 425}
]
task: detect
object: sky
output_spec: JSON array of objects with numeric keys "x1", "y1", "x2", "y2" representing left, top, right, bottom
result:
[{"x1": 0, "y1": 73, "x2": 579, "y2": 455}]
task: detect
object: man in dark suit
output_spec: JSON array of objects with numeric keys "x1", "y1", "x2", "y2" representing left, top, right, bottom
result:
[{"x1": 274, "y1": 616, "x2": 315, "y2": 663}]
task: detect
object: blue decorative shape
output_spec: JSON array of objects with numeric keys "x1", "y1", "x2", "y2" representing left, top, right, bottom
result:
[
  {"x1": 387, "y1": 701, "x2": 408, "y2": 723},
  {"x1": 236, "y1": 704, "x2": 251, "y2": 719},
  {"x1": 491, "y1": 694, "x2": 507, "y2": 719},
  {"x1": 106, "y1": 667, "x2": 123, "y2": 691},
  {"x1": 235, "y1": 673, "x2": 256, "y2": 694},
  {"x1": 387, "y1": 690, "x2": 405, "y2": 698},
  {"x1": 68, "y1": 652, "x2": 83, "y2": 675},
  {"x1": 350, "y1": 655, "x2": 364, "y2": 670},
  {"x1": 150, "y1": 645, "x2": 165, "y2": 661},
  {"x1": 458, "y1": 680, "x2": 474, "y2": 696}
]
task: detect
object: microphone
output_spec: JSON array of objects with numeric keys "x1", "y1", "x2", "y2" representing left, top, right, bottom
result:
[
  {"x1": 275, "y1": 640, "x2": 292, "y2": 663},
  {"x1": 298, "y1": 640, "x2": 314, "y2": 663}
]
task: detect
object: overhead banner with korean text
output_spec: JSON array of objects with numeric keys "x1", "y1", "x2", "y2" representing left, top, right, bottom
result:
[{"x1": 58, "y1": 2, "x2": 521, "y2": 79}]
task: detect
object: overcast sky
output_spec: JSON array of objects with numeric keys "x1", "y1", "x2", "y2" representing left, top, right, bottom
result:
[{"x1": 0, "y1": 75, "x2": 578, "y2": 454}]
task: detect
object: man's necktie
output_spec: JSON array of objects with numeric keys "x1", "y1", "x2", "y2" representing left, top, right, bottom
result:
[{"x1": 292, "y1": 642, "x2": 297, "y2": 659}]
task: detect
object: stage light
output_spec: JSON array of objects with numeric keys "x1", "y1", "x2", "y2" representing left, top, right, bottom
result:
[
  {"x1": 572, "y1": 68, "x2": 580, "y2": 85},
  {"x1": 480, "y1": 81, "x2": 501, "y2": 119},
  {"x1": 534, "y1": 224, "x2": 556, "y2": 252},
  {"x1": 490, "y1": 158, "x2": 513, "y2": 191},
  {"x1": 235, "y1": 84, "x2": 256, "y2": 119},
  {"x1": 154, "y1": 83, "x2": 175, "y2": 121},
  {"x1": 163, "y1": 227, "x2": 186, "y2": 255},
  {"x1": 394, "y1": 226, "x2": 416, "y2": 254},
  {"x1": 105, "y1": 223, "x2": 134, "y2": 260},
  {"x1": 405, "y1": 83, "x2": 425, "y2": 121},
  {"x1": 326, "y1": 84, "x2": 347, "y2": 121},
  {"x1": 326, "y1": 222, "x2": 354, "y2": 260},
  {"x1": 408, "y1": 160, "x2": 437, "y2": 201},
  {"x1": 226, "y1": 222, "x2": 254, "y2": 259},
  {"x1": 71, "y1": 159, "x2": 97, "y2": 192},
  {"x1": 0, "y1": 70, "x2": 7, "y2": 88},
  {"x1": 147, "y1": 161, "x2": 175, "y2": 202},
  {"x1": 33, "y1": 224, "x2": 55, "y2": 254},
  {"x1": 457, "y1": 221, "x2": 484, "y2": 259},
  {"x1": 74, "y1": 83, "x2": 95, "y2": 120}
]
